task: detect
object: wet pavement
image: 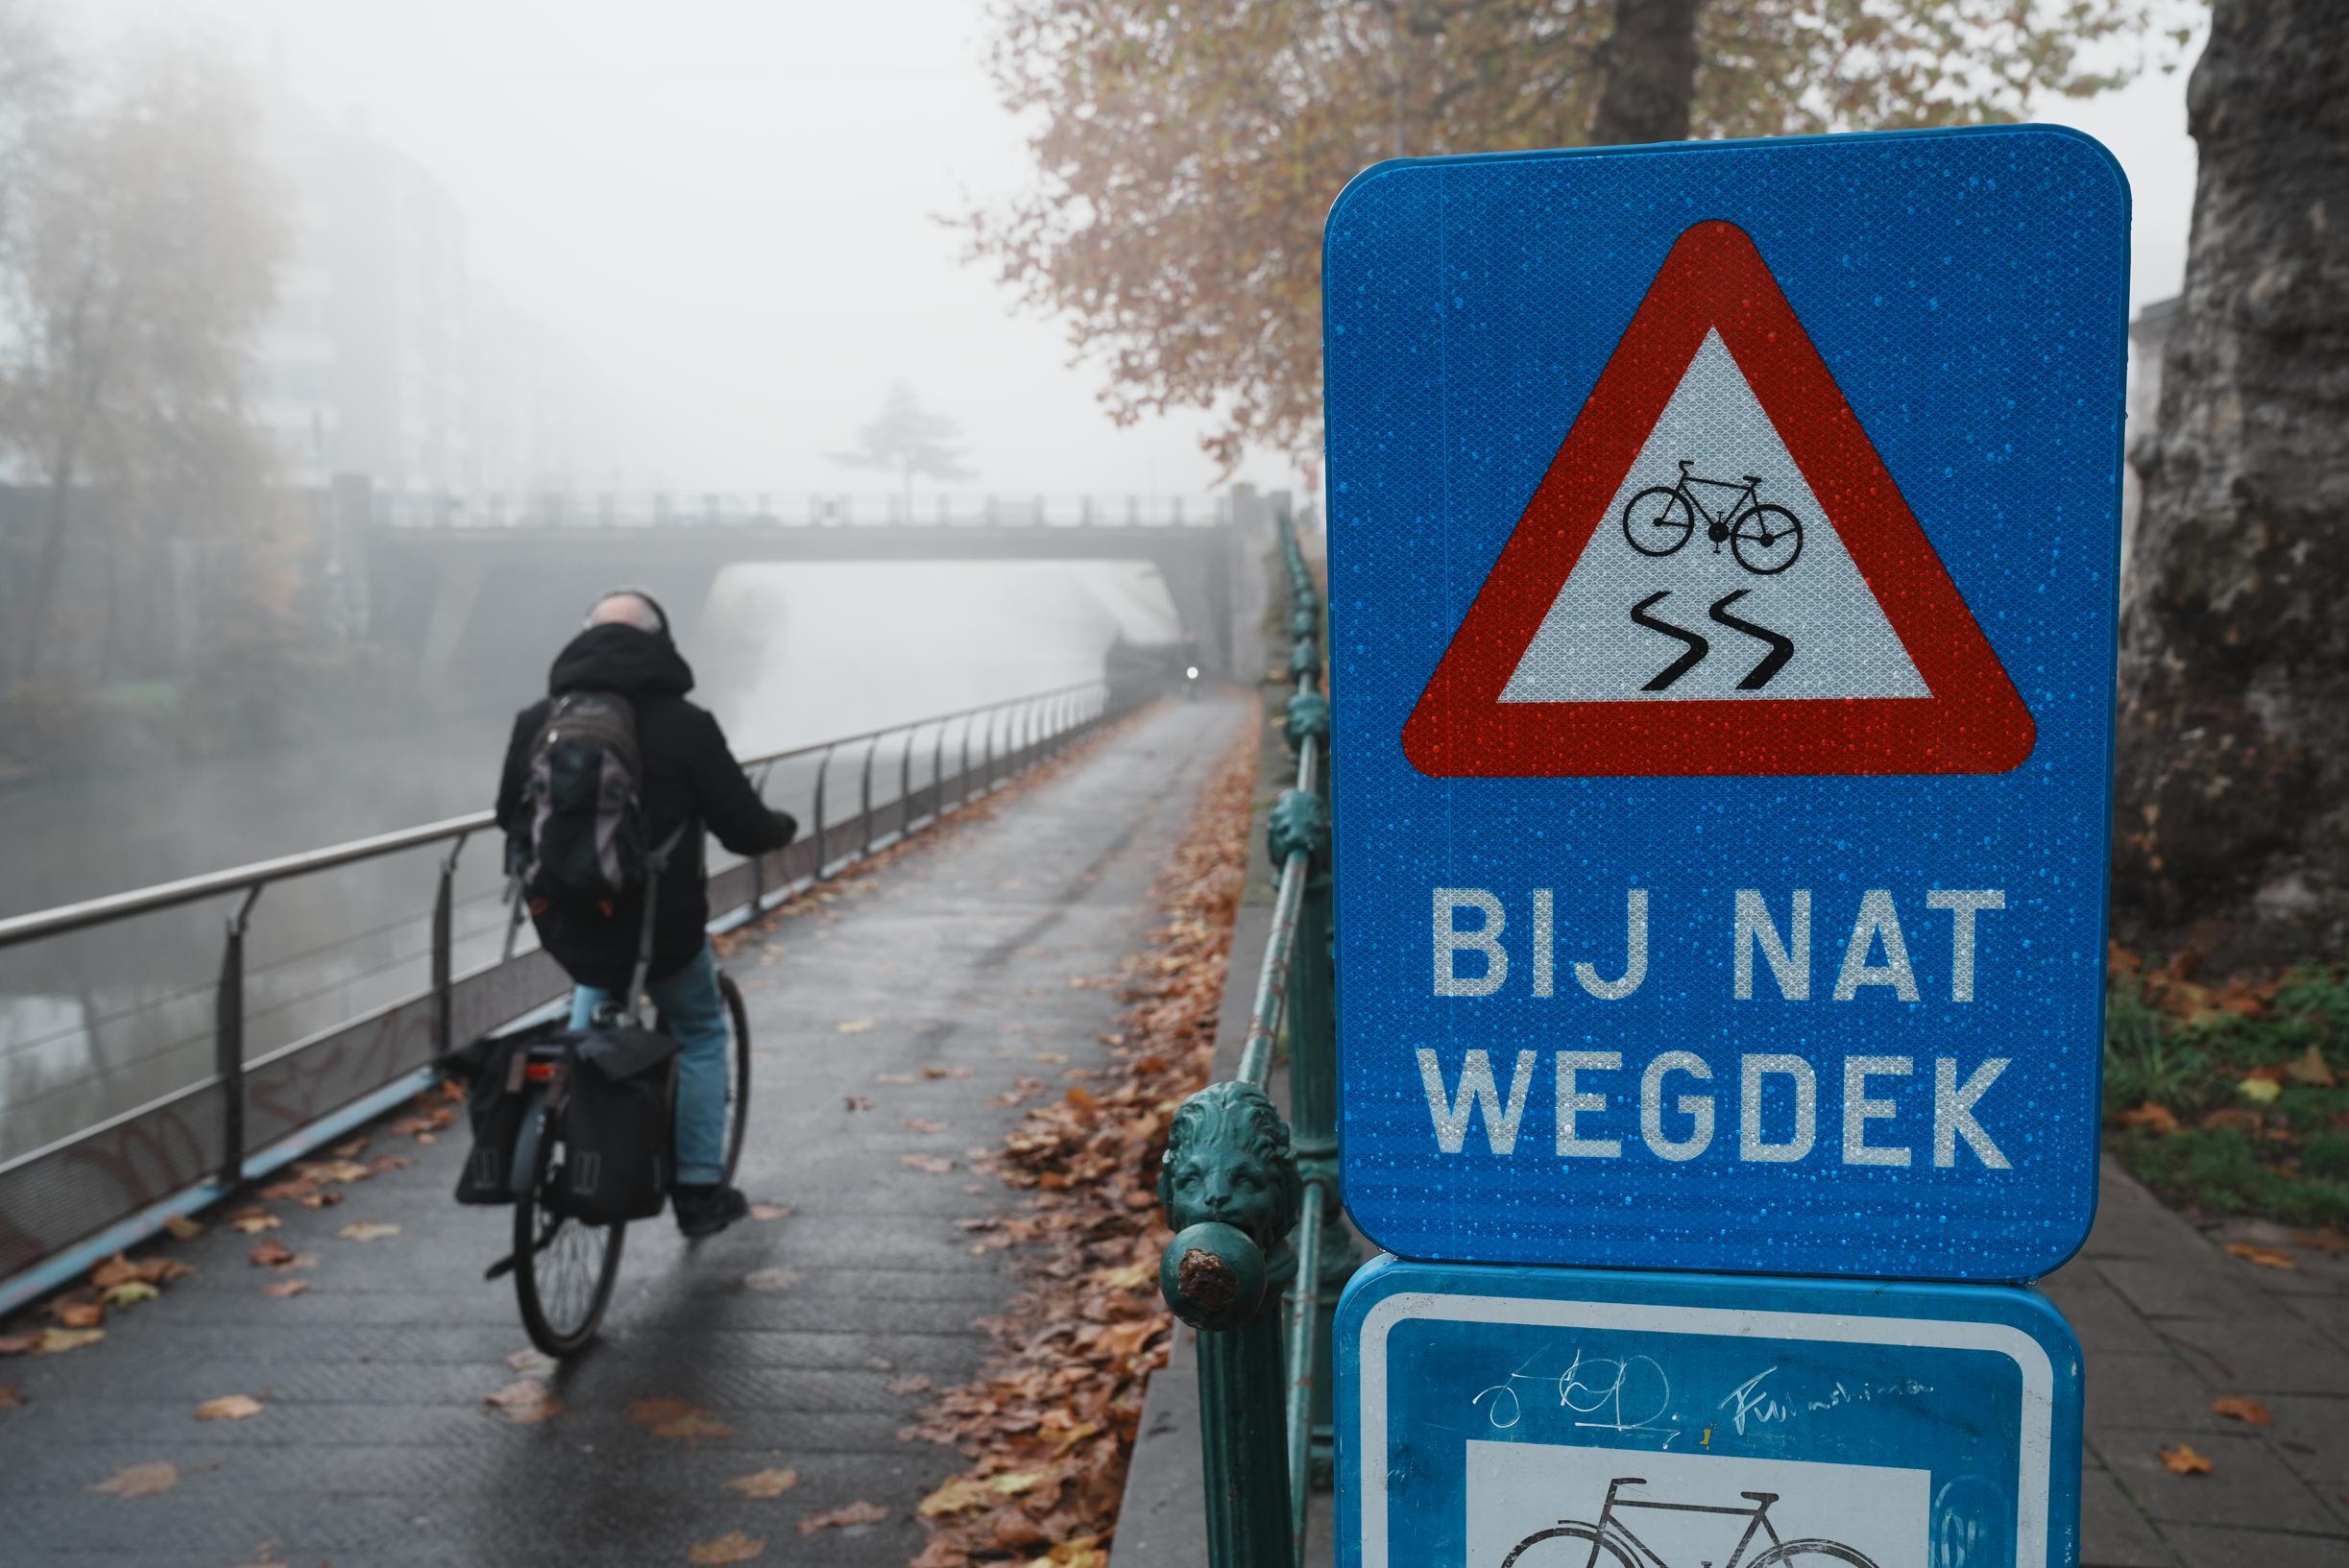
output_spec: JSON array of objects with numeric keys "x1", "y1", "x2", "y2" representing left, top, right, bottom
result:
[{"x1": 0, "y1": 693, "x2": 1250, "y2": 1568}]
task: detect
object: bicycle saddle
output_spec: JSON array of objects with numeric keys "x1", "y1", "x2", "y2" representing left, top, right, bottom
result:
[
  {"x1": 1739, "y1": 1491, "x2": 1780, "y2": 1504},
  {"x1": 1742, "y1": 474, "x2": 1766, "y2": 485}
]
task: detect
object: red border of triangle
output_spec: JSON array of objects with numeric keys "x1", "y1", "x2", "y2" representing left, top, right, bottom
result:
[{"x1": 1401, "y1": 220, "x2": 2035, "y2": 778}]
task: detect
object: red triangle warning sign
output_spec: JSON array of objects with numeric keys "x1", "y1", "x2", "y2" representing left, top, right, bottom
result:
[{"x1": 1403, "y1": 220, "x2": 2035, "y2": 778}]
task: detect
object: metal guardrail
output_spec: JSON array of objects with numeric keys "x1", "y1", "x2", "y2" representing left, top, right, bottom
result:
[
  {"x1": 369, "y1": 490, "x2": 1235, "y2": 531},
  {"x1": 0, "y1": 677, "x2": 1134, "y2": 1314},
  {"x1": 1156, "y1": 500, "x2": 1347, "y2": 1566}
]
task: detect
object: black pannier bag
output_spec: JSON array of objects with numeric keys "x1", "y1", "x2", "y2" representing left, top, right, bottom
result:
[
  {"x1": 554, "y1": 1023, "x2": 681, "y2": 1224},
  {"x1": 448, "y1": 1023, "x2": 562, "y2": 1206}
]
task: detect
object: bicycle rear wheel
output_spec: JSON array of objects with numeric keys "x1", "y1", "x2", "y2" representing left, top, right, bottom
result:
[
  {"x1": 514, "y1": 1105, "x2": 627, "y2": 1357},
  {"x1": 716, "y1": 969, "x2": 752, "y2": 1185},
  {"x1": 1622, "y1": 487, "x2": 1695, "y2": 557},
  {"x1": 1500, "y1": 1523, "x2": 1637, "y2": 1568}
]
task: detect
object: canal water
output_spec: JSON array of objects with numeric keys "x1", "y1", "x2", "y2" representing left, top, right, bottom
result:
[{"x1": 0, "y1": 560, "x2": 1178, "y2": 1160}]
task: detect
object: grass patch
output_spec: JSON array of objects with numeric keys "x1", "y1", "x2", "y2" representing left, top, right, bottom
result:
[{"x1": 2103, "y1": 954, "x2": 2349, "y2": 1226}]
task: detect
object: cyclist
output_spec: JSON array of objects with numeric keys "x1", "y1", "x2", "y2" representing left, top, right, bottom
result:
[{"x1": 494, "y1": 589, "x2": 794, "y2": 1237}]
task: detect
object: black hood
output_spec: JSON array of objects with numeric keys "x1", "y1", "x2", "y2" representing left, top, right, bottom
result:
[{"x1": 546, "y1": 623, "x2": 695, "y2": 699}]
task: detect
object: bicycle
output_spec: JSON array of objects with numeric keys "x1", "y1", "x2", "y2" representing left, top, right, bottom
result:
[
  {"x1": 1499, "y1": 1475, "x2": 1879, "y2": 1568},
  {"x1": 1621, "y1": 461, "x2": 1804, "y2": 576},
  {"x1": 491, "y1": 969, "x2": 753, "y2": 1357}
]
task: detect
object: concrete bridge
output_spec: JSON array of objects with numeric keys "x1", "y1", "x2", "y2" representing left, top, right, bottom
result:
[{"x1": 347, "y1": 486, "x2": 1278, "y2": 684}]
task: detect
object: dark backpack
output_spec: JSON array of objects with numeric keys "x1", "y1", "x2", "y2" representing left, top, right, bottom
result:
[{"x1": 521, "y1": 691, "x2": 648, "y2": 905}]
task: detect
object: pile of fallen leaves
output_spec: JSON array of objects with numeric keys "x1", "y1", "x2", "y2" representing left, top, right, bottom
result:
[{"x1": 901, "y1": 722, "x2": 1260, "y2": 1568}]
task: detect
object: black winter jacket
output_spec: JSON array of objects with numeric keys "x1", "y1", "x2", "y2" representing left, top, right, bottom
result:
[{"x1": 496, "y1": 623, "x2": 795, "y2": 990}]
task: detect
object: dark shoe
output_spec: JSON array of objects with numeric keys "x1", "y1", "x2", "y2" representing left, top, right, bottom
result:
[{"x1": 673, "y1": 1183, "x2": 749, "y2": 1238}]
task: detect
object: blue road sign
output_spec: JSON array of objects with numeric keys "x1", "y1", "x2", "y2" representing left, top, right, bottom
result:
[
  {"x1": 1321, "y1": 127, "x2": 2130, "y2": 1280},
  {"x1": 1335, "y1": 1257, "x2": 2084, "y2": 1568}
]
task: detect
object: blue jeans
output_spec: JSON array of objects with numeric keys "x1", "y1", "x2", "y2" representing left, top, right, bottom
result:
[{"x1": 568, "y1": 941, "x2": 729, "y2": 1186}]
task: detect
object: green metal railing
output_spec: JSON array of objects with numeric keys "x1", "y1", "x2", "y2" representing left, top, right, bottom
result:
[{"x1": 1157, "y1": 499, "x2": 1349, "y2": 1567}]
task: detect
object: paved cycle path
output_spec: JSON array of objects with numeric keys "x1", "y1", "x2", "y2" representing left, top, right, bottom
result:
[{"x1": 0, "y1": 694, "x2": 1250, "y2": 1568}]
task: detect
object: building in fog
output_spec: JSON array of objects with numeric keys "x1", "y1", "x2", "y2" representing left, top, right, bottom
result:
[{"x1": 249, "y1": 85, "x2": 606, "y2": 499}]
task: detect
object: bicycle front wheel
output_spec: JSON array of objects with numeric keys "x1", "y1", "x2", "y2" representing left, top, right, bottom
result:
[
  {"x1": 1731, "y1": 503, "x2": 1804, "y2": 574},
  {"x1": 1500, "y1": 1523, "x2": 1638, "y2": 1568},
  {"x1": 514, "y1": 1111, "x2": 626, "y2": 1358},
  {"x1": 1622, "y1": 487, "x2": 1694, "y2": 557},
  {"x1": 716, "y1": 969, "x2": 752, "y2": 1185},
  {"x1": 1749, "y1": 1539, "x2": 1881, "y2": 1568}
]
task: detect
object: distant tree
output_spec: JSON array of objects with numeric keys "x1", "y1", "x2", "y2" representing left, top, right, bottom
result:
[
  {"x1": 0, "y1": 30, "x2": 286, "y2": 680},
  {"x1": 828, "y1": 381, "x2": 977, "y2": 507},
  {"x1": 961, "y1": 0, "x2": 2187, "y2": 472},
  {"x1": 2115, "y1": 0, "x2": 2347, "y2": 973}
]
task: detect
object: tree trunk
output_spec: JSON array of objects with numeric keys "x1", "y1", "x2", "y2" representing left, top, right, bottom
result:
[
  {"x1": 2113, "y1": 0, "x2": 2349, "y2": 973},
  {"x1": 1588, "y1": 0, "x2": 1705, "y2": 145}
]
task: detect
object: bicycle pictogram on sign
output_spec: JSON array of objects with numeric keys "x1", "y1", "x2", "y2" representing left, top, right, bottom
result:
[{"x1": 1621, "y1": 460, "x2": 1804, "y2": 576}]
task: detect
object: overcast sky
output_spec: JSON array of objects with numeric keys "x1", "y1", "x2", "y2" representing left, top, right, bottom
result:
[{"x1": 70, "y1": 1, "x2": 2206, "y2": 498}]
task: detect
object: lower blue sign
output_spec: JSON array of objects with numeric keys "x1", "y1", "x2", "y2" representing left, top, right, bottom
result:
[{"x1": 1336, "y1": 1257, "x2": 2082, "y2": 1568}]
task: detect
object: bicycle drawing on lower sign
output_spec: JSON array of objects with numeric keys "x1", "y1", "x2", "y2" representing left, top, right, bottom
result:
[
  {"x1": 1621, "y1": 460, "x2": 1804, "y2": 576},
  {"x1": 1499, "y1": 1475, "x2": 1881, "y2": 1568}
]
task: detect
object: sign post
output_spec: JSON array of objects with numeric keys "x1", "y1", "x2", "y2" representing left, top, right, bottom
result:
[{"x1": 1321, "y1": 124, "x2": 2127, "y2": 1567}]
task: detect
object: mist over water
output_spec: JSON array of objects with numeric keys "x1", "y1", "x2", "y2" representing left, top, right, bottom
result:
[{"x1": 0, "y1": 561, "x2": 1177, "y2": 1157}]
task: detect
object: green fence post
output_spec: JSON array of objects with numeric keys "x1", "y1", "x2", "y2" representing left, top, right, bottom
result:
[
  {"x1": 1269, "y1": 782, "x2": 1349, "y2": 1480},
  {"x1": 1160, "y1": 1081, "x2": 1304, "y2": 1568}
]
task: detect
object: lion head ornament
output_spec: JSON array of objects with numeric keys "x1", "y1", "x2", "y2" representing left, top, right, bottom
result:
[{"x1": 1156, "y1": 1081, "x2": 1303, "y2": 1248}]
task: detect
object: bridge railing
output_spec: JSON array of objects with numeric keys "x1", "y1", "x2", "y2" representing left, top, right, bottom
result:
[
  {"x1": 370, "y1": 491, "x2": 1234, "y2": 531},
  {"x1": 0, "y1": 677, "x2": 1140, "y2": 1315},
  {"x1": 1156, "y1": 499, "x2": 1348, "y2": 1567}
]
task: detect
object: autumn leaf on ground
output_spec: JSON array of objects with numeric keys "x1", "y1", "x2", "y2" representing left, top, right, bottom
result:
[
  {"x1": 886, "y1": 1374, "x2": 933, "y2": 1396},
  {"x1": 2223, "y1": 1242, "x2": 2297, "y2": 1270},
  {"x1": 52, "y1": 1300, "x2": 104, "y2": 1330},
  {"x1": 835, "y1": 1019, "x2": 877, "y2": 1035},
  {"x1": 743, "y1": 1268, "x2": 799, "y2": 1292},
  {"x1": 163, "y1": 1215, "x2": 206, "y2": 1241},
  {"x1": 38, "y1": 1327, "x2": 103, "y2": 1354},
  {"x1": 688, "y1": 1532, "x2": 765, "y2": 1564},
  {"x1": 506, "y1": 1348, "x2": 558, "y2": 1377},
  {"x1": 921, "y1": 1065, "x2": 971, "y2": 1080},
  {"x1": 899, "y1": 1154, "x2": 955, "y2": 1175},
  {"x1": 875, "y1": 1072, "x2": 917, "y2": 1085},
  {"x1": 844, "y1": 1096, "x2": 874, "y2": 1112},
  {"x1": 748, "y1": 1203, "x2": 792, "y2": 1222},
  {"x1": 261, "y1": 1279, "x2": 309, "y2": 1299},
  {"x1": 0, "y1": 1332, "x2": 38, "y2": 1356},
  {"x1": 226, "y1": 1208, "x2": 279, "y2": 1235},
  {"x1": 2159, "y1": 1443, "x2": 2214, "y2": 1475},
  {"x1": 297, "y1": 1191, "x2": 344, "y2": 1210},
  {"x1": 725, "y1": 1468, "x2": 801, "y2": 1498},
  {"x1": 196, "y1": 1394, "x2": 264, "y2": 1421},
  {"x1": 627, "y1": 1396, "x2": 737, "y2": 1442},
  {"x1": 102, "y1": 1282, "x2": 160, "y2": 1309},
  {"x1": 2286, "y1": 1046, "x2": 2337, "y2": 1087},
  {"x1": 483, "y1": 1380, "x2": 565, "y2": 1425},
  {"x1": 90, "y1": 1462, "x2": 177, "y2": 1498},
  {"x1": 2292, "y1": 1227, "x2": 2349, "y2": 1256},
  {"x1": 248, "y1": 1241, "x2": 297, "y2": 1268},
  {"x1": 336, "y1": 1221, "x2": 400, "y2": 1242},
  {"x1": 330, "y1": 1135, "x2": 369, "y2": 1159},
  {"x1": 92, "y1": 1253, "x2": 192, "y2": 1291},
  {"x1": 2212, "y1": 1395, "x2": 2274, "y2": 1427},
  {"x1": 371, "y1": 1154, "x2": 414, "y2": 1174},
  {"x1": 2115, "y1": 1102, "x2": 2179, "y2": 1135},
  {"x1": 903, "y1": 1118, "x2": 949, "y2": 1134},
  {"x1": 798, "y1": 1500, "x2": 888, "y2": 1535},
  {"x1": 2237, "y1": 1076, "x2": 2284, "y2": 1104},
  {"x1": 0, "y1": 1384, "x2": 23, "y2": 1408}
]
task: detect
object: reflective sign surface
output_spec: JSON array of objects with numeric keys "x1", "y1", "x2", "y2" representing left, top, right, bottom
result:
[
  {"x1": 1323, "y1": 128, "x2": 2128, "y2": 1278},
  {"x1": 1335, "y1": 1259, "x2": 2085, "y2": 1568}
]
